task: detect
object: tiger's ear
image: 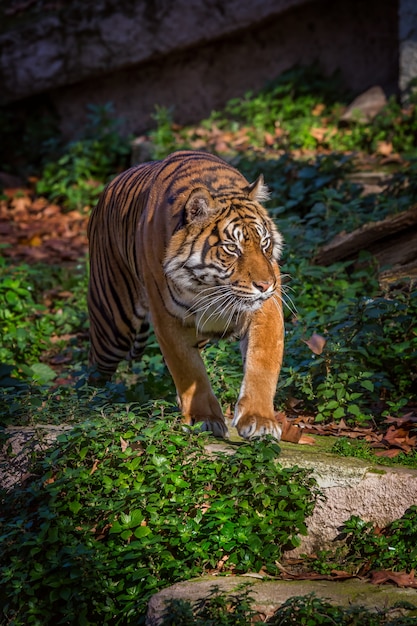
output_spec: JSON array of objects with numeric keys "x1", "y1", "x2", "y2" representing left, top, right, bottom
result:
[
  {"x1": 246, "y1": 174, "x2": 270, "y2": 202},
  {"x1": 185, "y1": 188, "x2": 217, "y2": 223}
]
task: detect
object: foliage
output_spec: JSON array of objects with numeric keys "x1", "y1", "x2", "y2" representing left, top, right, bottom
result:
[
  {"x1": 202, "y1": 340, "x2": 243, "y2": 408},
  {"x1": 310, "y1": 510, "x2": 417, "y2": 595},
  {"x1": 147, "y1": 66, "x2": 417, "y2": 157},
  {"x1": 35, "y1": 103, "x2": 131, "y2": 211},
  {"x1": 267, "y1": 594, "x2": 417, "y2": 626},
  {"x1": 0, "y1": 257, "x2": 88, "y2": 385},
  {"x1": 148, "y1": 105, "x2": 186, "y2": 159},
  {"x1": 279, "y1": 267, "x2": 417, "y2": 423},
  {"x1": 239, "y1": 154, "x2": 417, "y2": 247},
  {"x1": 309, "y1": 506, "x2": 417, "y2": 579},
  {"x1": 341, "y1": 507, "x2": 417, "y2": 573},
  {"x1": 331, "y1": 437, "x2": 417, "y2": 469},
  {"x1": 160, "y1": 583, "x2": 258, "y2": 626},
  {"x1": 217, "y1": 65, "x2": 348, "y2": 151},
  {"x1": 0, "y1": 407, "x2": 319, "y2": 624},
  {"x1": 160, "y1": 589, "x2": 417, "y2": 625}
]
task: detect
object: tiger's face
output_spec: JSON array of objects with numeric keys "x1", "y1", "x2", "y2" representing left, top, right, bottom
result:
[{"x1": 164, "y1": 184, "x2": 283, "y2": 336}]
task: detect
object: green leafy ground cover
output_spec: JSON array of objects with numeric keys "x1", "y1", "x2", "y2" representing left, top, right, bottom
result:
[
  {"x1": 1, "y1": 67, "x2": 417, "y2": 624},
  {"x1": 310, "y1": 506, "x2": 417, "y2": 577},
  {"x1": 0, "y1": 409, "x2": 318, "y2": 624}
]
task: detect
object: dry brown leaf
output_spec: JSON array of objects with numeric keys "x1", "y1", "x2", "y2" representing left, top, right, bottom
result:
[
  {"x1": 275, "y1": 412, "x2": 315, "y2": 445},
  {"x1": 27, "y1": 234, "x2": 43, "y2": 247},
  {"x1": 376, "y1": 141, "x2": 393, "y2": 156},
  {"x1": 214, "y1": 140, "x2": 229, "y2": 153},
  {"x1": 43, "y1": 204, "x2": 61, "y2": 217},
  {"x1": 90, "y1": 459, "x2": 100, "y2": 475},
  {"x1": 370, "y1": 569, "x2": 417, "y2": 588},
  {"x1": 374, "y1": 448, "x2": 402, "y2": 458},
  {"x1": 48, "y1": 353, "x2": 73, "y2": 364},
  {"x1": 310, "y1": 127, "x2": 327, "y2": 142},
  {"x1": 11, "y1": 195, "x2": 31, "y2": 214},
  {"x1": 264, "y1": 132, "x2": 275, "y2": 146},
  {"x1": 298, "y1": 434, "x2": 316, "y2": 445},
  {"x1": 302, "y1": 333, "x2": 327, "y2": 355},
  {"x1": 384, "y1": 414, "x2": 417, "y2": 426},
  {"x1": 312, "y1": 103, "x2": 326, "y2": 116},
  {"x1": 216, "y1": 554, "x2": 229, "y2": 571}
]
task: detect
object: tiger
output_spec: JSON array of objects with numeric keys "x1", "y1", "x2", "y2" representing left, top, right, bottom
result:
[{"x1": 87, "y1": 150, "x2": 284, "y2": 440}]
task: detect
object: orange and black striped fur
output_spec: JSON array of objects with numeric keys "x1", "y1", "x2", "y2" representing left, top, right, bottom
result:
[{"x1": 88, "y1": 150, "x2": 284, "y2": 440}]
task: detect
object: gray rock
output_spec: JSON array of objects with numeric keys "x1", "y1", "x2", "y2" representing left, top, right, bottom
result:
[
  {"x1": 340, "y1": 86, "x2": 387, "y2": 123},
  {"x1": 146, "y1": 577, "x2": 417, "y2": 625}
]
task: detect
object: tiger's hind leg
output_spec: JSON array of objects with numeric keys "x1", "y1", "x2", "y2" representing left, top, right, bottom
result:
[
  {"x1": 87, "y1": 271, "x2": 150, "y2": 383},
  {"x1": 126, "y1": 320, "x2": 150, "y2": 363},
  {"x1": 88, "y1": 313, "x2": 150, "y2": 382}
]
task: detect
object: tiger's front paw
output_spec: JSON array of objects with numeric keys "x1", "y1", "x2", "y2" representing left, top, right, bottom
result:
[
  {"x1": 232, "y1": 412, "x2": 282, "y2": 441},
  {"x1": 185, "y1": 415, "x2": 229, "y2": 439}
]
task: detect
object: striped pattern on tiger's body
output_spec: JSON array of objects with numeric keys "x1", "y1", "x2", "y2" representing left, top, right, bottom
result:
[{"x1": 88, "y1": 150, "x2": 284, "y2": 440}]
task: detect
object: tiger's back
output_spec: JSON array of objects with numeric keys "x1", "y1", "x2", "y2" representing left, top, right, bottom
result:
[{"x1": 88, "y1": 150, "x2": 285, "y2": 440}]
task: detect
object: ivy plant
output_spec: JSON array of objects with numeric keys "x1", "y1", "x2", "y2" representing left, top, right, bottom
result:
[{"x1": 0, "y1": 405, "x2": 319, "y2": 624}]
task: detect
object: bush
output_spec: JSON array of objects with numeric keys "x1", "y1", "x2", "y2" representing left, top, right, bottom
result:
[
  {"x1": 0, "y1": 258, "x2": 88, "y2": 384},
  {"x1": 36, "y1": 104, "x2": 131, "y2": 211},
  {"x1": 0, "y1": 406, "x2": 319, "y2": 624}
]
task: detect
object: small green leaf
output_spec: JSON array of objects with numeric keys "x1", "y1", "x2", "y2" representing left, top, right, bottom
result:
[
  {"x1": 30, "y1": 362, "x2": 57, "y2": 384},
  {"x1": 68, "y1": 501, "x2": 82, "y2": 514},
  {"x1": 348, "y1": 404, "x2": 362, "y2": 416},
  {"x1": 360, "y1": 380, "x2": 374, "y2": 392},
  {"x1": 333, "y1": 406, "x2": 345, "y2": 419},
  {"x1": 134, "y1": 526, "x2": 151, "y2": 539}
]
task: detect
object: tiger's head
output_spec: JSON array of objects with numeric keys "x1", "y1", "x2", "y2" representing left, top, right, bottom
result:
[{"x1": 163, "y1": 175, "x2": 283, "y2": 336}]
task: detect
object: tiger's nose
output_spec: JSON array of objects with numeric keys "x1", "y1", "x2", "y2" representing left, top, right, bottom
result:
[{"x1": 253, "y1": 279, "x2": 273, "y2": 293}]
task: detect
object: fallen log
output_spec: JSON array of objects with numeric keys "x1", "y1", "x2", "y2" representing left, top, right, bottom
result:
[{"x1": 313, "y1": 205, "x2": 417, "y2": 284}]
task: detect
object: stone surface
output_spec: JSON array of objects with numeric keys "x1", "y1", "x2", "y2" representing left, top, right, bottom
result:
[
  {"x1": 208, "y1": 431, "x2": 417, "y2": 557},
  {"x1": 146, "y1": 577, "x2": 417, "y2": 625},
  {"x1": 340, "y1": 86, "x2": 388, "y2": 123},
  {"x1": 0, "y1": 0, "x2": 315, "y2": 103},
  {"x1": 0, "y1": 0, "x2": 399, "y2": 140},
  {"x1": 0, "y1": 425, "x2": 71, "y2": 490},
  {"x1": 279, "y1": 442, "x2": 417, "y2": 555},
  {"x1": 399, "y1": 0, "x2": 417, "y2": 95}
]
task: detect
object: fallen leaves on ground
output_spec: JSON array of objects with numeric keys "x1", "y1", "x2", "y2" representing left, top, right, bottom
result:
[
  {"x1": 283, "y1": 412, "x2": 417, "y2": 455},
  {"x1": 275, "y1": 411, "x2": 316, "y2": 445},
  {"x1": 0, "y1": 187, "x2": 88, "y2": 263},
  {"x1": 277, "y1": 555, "x2": 417, "y2": 590},
  {"x1": 370, "y1": 569, "x2": 417, "y2": 588},
  {"x1": 276, "y1": 559, "x2": 417, "y2": 590},
  {"x1": 376, "y1": 414, "x2": 417, "y2": 456}
]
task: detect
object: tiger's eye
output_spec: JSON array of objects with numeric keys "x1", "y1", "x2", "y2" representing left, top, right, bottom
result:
[{"x1": 224, "y1": 243, "x2": 240, "y2": 254}]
